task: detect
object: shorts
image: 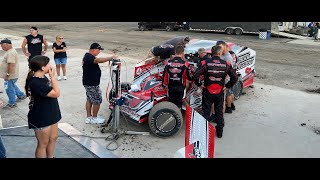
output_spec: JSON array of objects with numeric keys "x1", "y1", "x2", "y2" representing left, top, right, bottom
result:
[
  {"x1": 32, "y1": 125, "x2": 50, "y2": 131},
  {"x1": 54, "y1": 57, "x2": 67, "y2": 65},
  {"x1": 84, "y1": 85, "x2": 102, "y2": 105},
  {"x1": 226, "y1": 86, "x2": 234, "y2": 96}
]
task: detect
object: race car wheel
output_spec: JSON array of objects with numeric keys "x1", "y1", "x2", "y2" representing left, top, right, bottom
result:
[
  {"x1": 148, "y1": 101, "x2": 183, "y2": 137},
  {"x1": 233, "y1": 78, "x2": 243, "y2": 100},
  {"x1": 225, "y1": 28, "x2": 234, "y2": 35},
  {"x1": 234, "y1": 28, "x2": 243, "y2": 35},
  {"x1": 139, "y1": 25, "x2": 146, "y2": 31}
]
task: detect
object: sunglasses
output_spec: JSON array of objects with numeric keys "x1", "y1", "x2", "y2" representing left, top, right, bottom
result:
[{"x1": 58, "y1": 38, "x2": 64, "y2": 39}]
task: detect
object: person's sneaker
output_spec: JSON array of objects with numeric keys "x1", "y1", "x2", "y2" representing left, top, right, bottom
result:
[
  {"x1": 231, "y1": 103, "x2": 236, "y2": 111},
  {"x1": 90, "y1": 117, "x2": 105, "y2": 124},
  {"x1": 2, "y1": 104, "x2": 17, "y2": 109},
  {"x1": 16, "y1": 95, "x2": 27, "y2": 102},
  {"x1": 57, "y1": 76, "x2": 61, "y2": 81},
  {"x1": 225, "y1": 107, "x2": 232, "y2": 113},
  {"x1": 63, "y1": 76, "x2": 67, "y2": 80},
  {"x1": 85, "y1": 117, "x2": 93, "y2": 124}
]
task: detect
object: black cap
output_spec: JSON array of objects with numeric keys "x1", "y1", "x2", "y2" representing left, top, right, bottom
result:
[
  {"x1": 0, "y1": 39, "x2": 12, "y2": 44},
  {"x1": 90, "y1": 43, "x2": 104, "y2": 50}
]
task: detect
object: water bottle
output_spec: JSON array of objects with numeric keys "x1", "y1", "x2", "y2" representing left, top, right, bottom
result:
[{"x1": 4, "y1": 81, "x2": 8, "y2": 90}]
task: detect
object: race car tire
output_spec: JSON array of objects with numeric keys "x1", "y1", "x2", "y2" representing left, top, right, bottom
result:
[
  {"x1": 225, "y1": 28, "x2": 234, "y2": 35},
  {"x1": 233, "y1": 79, "x2": 243, "y2": 100},
  {"x1": 148, "y1": 101, "x2": 183, "y2": 137},
  {"x1": 139, "y1": 25, "x2": 146, "y2": 31},
  {"x1": 234, "y1": 28, "x2": 243, "y2": 35}
]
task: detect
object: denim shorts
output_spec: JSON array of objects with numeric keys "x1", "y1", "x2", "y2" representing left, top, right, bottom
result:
[
  {"x1": 33, "y1": 125, "x2": 50, "y2": 131},
  {"x1": 226, "y1": 86, "x2": 234, "y2": 96},
  {"x1": 54, "y1": 57, "x2": 67, "y2": 65}
]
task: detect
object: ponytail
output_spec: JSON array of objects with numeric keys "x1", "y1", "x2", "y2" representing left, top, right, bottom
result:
[{"x1": 25, "y1": 70, "x2": 34, "y2": 97}]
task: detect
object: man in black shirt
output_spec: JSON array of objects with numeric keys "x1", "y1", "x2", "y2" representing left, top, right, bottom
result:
[
  {"x1": 82, "y1": 43, "x2": 117, "y2": 124},
  {"x1": 145, "y1": 44, "x2": 175, "y2": 64},
  {"x1": 21, "y1": 26, "x2": 48, "y2": 65}
]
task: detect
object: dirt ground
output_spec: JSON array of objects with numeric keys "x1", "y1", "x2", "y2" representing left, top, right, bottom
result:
[{"x1": 0, "y1": 22, "x2": 320, "y2": 158}]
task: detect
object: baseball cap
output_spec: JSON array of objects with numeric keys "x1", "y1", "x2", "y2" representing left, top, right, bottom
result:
[
  {"x1": 0, "y1": 39, "x2": 12, "y2": 44},
  {"x1": 90, "y1": 42, "x2": 104, "y2": 50},
  {"x1": 216, "y1": 40, "x2": 227, "y2": 46},
  {"x1": 184, "y1": 36, "x2": 190, "y2": 42},
  {"x1": 198, "y1": 48, "x2": 206, "y2": 54}
]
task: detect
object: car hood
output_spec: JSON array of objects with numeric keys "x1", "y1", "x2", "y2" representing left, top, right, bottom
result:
[{"x1": 185, "y1": 39, "x2": 244, "y2": 55}]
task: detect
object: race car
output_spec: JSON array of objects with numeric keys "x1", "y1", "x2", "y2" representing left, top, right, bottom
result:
[{"x1": 109, "y1": 39, "x2": 256, "y2": 137}]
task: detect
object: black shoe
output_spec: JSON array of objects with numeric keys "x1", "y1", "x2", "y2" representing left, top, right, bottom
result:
[
  {"x1": 231, "y1": 103, "x2": 235, "y2": 111},
  {"x1": 216, "y1": 130, "x2": 223, "y2": 138},
  {"x1": 225, "y1": 107, "x2": 232, "y2": 113},
  {"x1": 16, "y1": 95, "x2": 27, "y2": 102}
]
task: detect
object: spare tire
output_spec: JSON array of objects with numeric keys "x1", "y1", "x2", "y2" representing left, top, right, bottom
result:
[{"x1": 148, "y1": 101, "x2": 183, "y2": 137}]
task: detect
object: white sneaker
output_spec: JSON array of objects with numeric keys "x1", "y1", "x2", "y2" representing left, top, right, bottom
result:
[
  {"x1": 90, "y1": 117, "x2": 105, "y2": 124},
  {"x1": 57, "y1": 76, "x2": 61, "y2": 81},
  {"x1": 63, "y1": 76, "x2": 67, "y2": 80},
  {"x1": 85, "y1": 117, "x2": 92, "y2": 124}
]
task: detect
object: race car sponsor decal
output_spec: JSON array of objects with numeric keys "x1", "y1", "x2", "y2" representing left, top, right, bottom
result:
[
  {"x1": 236, "y1": 52, "x2": 255, "y2": 70},
  {"x1": 183, "y1": 105, "x2": 215, "y2": 158},
  {"x1": 169, "y1": 68, "x2": 182, "y2": 74},
  {"x1": 136, "y1": 67, "x2": 142, "y2": 75}
]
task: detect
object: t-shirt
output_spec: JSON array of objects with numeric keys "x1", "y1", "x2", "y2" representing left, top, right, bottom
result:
[
  {"x1": 26, "y1": 34, "x2": 44, "y2": 58},
  {"x1": 0, "y1": 48, "x2": 19, "y2": 79},
  {"x1": 52, "y1": 42, "x2": 67, "y2": 59},
  {"x1": 162, "y1": 36, "x2": 185, "y2": 47},
  {"x1": 27, "y1": 76, "x2": 61, "y2": 129},
  {"x1": 152, "y1": 44, "x2": 175, "y2": 59},
  {"x1": 220, "y1": 51, "x2": 235, "y2": 83},
  {"x1": 221, "y1": 51, "x2": 234, "y2": 67},
  {"x1": 82, "y1": 53, "x2": 101, "y2": 86}
]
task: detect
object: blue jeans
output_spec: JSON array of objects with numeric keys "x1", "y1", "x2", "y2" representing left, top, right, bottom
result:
[
  {"x1": 5, "y1": 78, "x2": 25, "y2": 105},
  {"x1": 0, "y1": 136, "x2": 6, "y2": 158}
]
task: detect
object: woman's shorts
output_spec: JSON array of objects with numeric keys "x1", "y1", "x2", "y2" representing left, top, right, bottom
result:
[{"x1": 54, "y1": 57, "x2": 67, "y2": 65}]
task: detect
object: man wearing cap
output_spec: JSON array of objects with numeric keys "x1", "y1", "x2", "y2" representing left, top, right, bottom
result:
[
  {"x1": 82, "y1": 43, "x2": 117, "y2": 124},
  {"x1": 21, "y1": 26, "x2": 48, "y2": 65},
  {"x1": 0, "y1": 39, "x2": 27, "y2": 108},
  {"x1": 162, "y1": 36, "x2": 190, "y2": 47}
]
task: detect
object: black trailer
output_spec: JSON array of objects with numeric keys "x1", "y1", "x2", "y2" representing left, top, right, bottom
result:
[{"x1": 189, "y1": 22, "x2": 271, "y2": 35}]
